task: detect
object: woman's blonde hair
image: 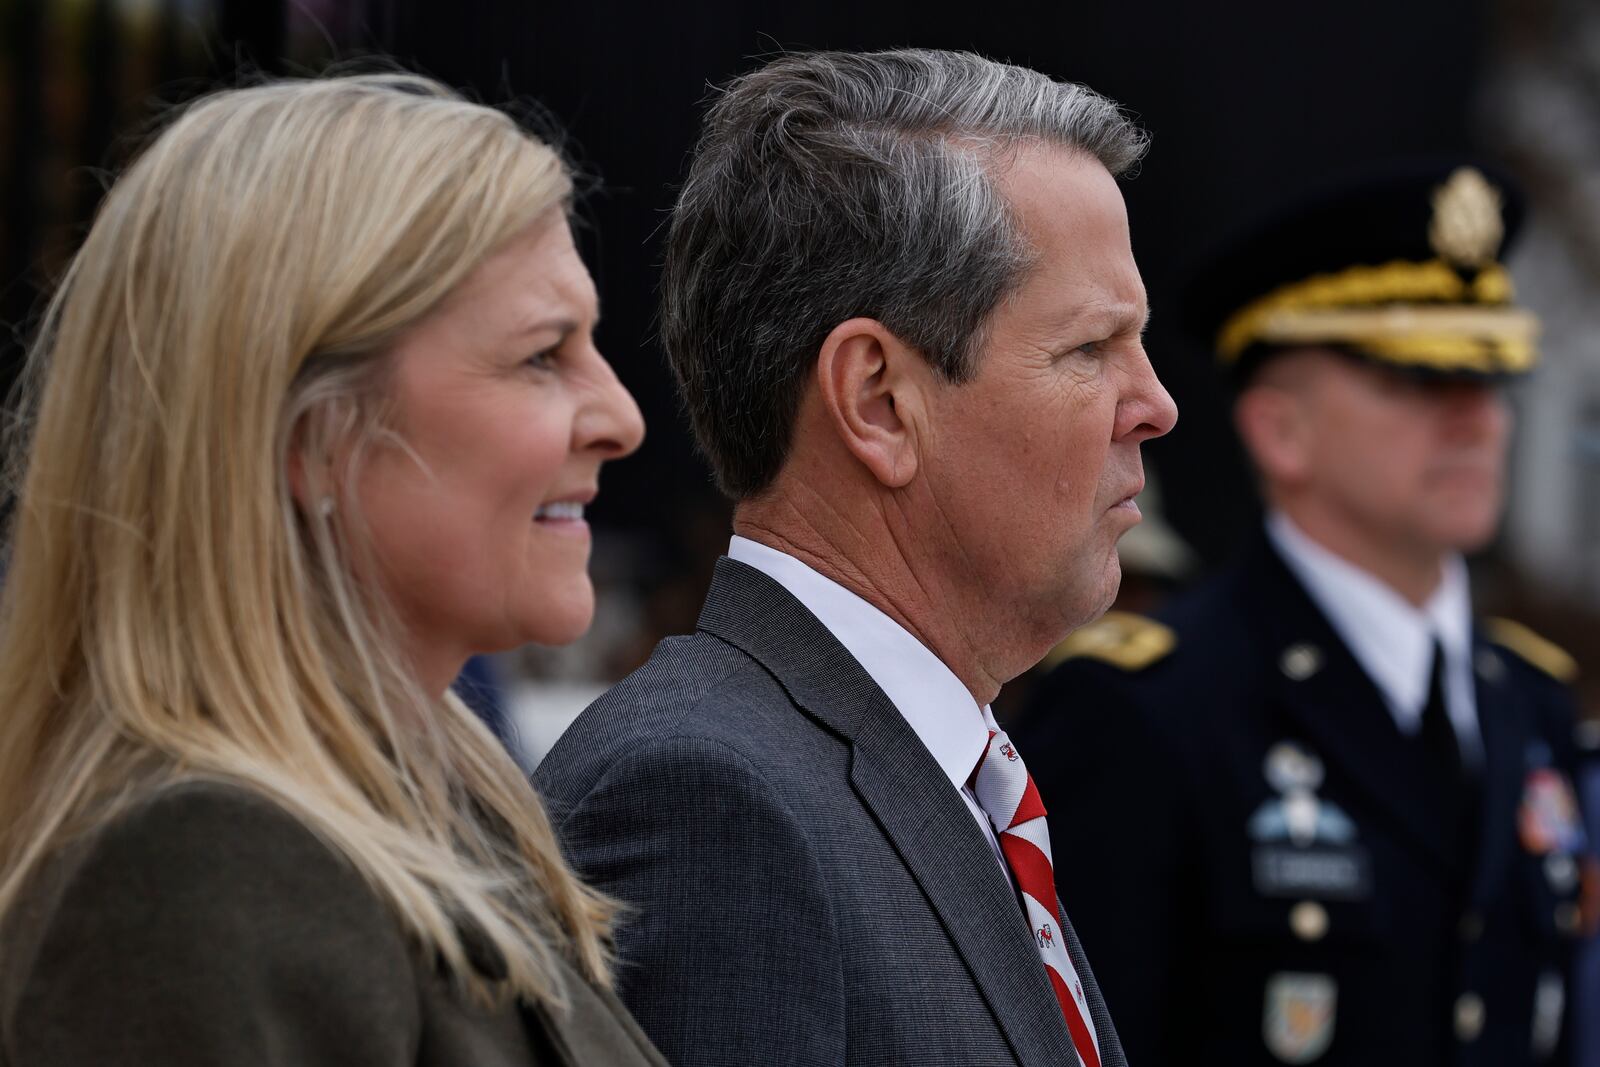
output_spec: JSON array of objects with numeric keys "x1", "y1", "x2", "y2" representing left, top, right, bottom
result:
[{"x1": 0, "y1": 73, "x2": 615, "y2": 1006}]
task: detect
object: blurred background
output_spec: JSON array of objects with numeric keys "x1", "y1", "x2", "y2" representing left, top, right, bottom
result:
[{"x1": 4, "y1": 0, "x2": 1599, "y2": 765}]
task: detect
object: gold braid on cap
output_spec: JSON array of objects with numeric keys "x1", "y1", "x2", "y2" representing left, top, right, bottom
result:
[{"x1": 1215, "y1": 168, "x2": 1540, "y2": 374}]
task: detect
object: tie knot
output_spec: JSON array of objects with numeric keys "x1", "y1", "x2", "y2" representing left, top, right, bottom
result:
[{"x1": 972, "y1": 728, "x2": 1042, "y2": 832}]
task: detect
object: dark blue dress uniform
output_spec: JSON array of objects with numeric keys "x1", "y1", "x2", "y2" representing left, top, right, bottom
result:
[{"x1": 1016, "y1": 534, "x2": 1591, "y2": 1066}]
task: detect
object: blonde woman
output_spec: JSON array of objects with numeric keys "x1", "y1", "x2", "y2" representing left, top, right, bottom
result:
[{"x1": 0, "y1": 75, "x2": 662, "y2": 1067}]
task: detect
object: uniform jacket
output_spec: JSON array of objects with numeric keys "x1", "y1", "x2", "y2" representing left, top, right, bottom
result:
[
  {"x1": 1016, "y1": 535, "x2": 1588, "y2": 1067},
  {"x1": 536, "y1": 557, "x2": 1123, "y2": 1067},
  {"x1": 0, "y1": 782, "x2": 667, "y2": 1067}
]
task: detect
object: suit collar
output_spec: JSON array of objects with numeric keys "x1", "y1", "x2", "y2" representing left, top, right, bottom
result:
[
  {"x1": 697, "y1": 556, "x2": 1079, "y2": 1066},
  {"x1": 724, "y1": 536, "x2": 991, "y2": 793},
  {"x1": 695, "y1": 556, "x2": 885, "y2": 741}
]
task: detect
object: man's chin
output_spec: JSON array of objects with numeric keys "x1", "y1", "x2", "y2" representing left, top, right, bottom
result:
[
  {"x1": 1422, "y1": 509, "x2": 1501, "y2": 556},
  {"x1": 1058, "y1": 557, "x2": 1122, "y2": 636}
]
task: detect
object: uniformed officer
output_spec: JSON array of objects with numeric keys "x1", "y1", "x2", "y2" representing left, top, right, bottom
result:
[{"x1": 1018, "y1": 160, "x2": 1595, "y2": 1066}]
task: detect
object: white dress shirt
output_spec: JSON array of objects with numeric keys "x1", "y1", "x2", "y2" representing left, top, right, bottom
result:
[
  {"x1": 727, "y1": 536, "x2": 1011, "y2": 873},
  {"x1": 1267, "y1": 512, "x2": 1483, "y2": 764}
]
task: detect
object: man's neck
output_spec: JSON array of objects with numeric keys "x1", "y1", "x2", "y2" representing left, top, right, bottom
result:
[
  {"x1": 1273, "y1": 501, "x2": 1445, "y2": 608},
  {"x1": 733, "y1": 490, "x2": 1004, "y2": 706}
]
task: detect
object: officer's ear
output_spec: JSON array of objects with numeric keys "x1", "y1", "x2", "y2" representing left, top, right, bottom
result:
[{"x1": 1234, "y1": 371, "x2": 1315, "y2": 489}]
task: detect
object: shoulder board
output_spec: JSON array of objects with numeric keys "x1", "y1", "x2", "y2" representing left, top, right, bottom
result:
[
  {"x1": 1042, "y1": 611, "x2": 1176, "y2": 672},
  {"x1": 1484, "y1": 617, "x2": 1579, "y2": 683}
]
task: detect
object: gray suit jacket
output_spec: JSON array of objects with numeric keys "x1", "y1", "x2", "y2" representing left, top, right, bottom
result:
[{"x1": 537, "y1": 558, "x2": 1125, "y2": 1067}]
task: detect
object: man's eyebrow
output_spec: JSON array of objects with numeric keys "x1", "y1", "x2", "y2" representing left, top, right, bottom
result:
[
  {"x1": 1108, "y1": 303, "x2": 1150, "y2": 339},
  {"x1": 1070, "y1": 302, "x2": 1148, "y2": 337}
]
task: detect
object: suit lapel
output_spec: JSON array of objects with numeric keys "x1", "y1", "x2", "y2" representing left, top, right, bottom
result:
[
  {"x1": 696, "y1": 558, "x2": 1077, "y2": 1067},
  {"x1": 849, "y1": 720, "x2": 1081, "y2": 1066},
  {"x1": 1242, "y1": 542, "x2": 1456, "y2": 873}
]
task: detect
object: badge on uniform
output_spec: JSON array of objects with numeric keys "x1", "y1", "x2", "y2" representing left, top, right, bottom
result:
[
  {"x1": 1250, "y1": 742, "x2": 1372, "y2": 900},
  {"x1": 1518, "y1": 765, "x2": 1586, "y2": 856},
  {"x1": 1263, "y1": 971, "x2": 1336, "y2": 1064}
]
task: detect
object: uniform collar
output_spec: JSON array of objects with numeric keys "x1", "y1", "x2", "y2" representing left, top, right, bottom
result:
[
  {"x1": 727, "y1": 536, "x2": 991, "y2": 792},
  {"x1": 1266, "y1": 512, "x2": 1474, "y2": 733}
]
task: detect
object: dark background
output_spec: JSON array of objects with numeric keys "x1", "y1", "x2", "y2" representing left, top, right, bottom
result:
[
  {"x1": 379, "y1": 0, "x2": 1493, "y2": 565},
  {"x1": 0, "y1": 0, "x2": 1494, "y2": 567}
]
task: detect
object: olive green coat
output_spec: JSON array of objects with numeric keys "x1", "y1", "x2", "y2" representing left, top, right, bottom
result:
[{"x1": 0, "y1": 783, "x2": 667, "y2": 1067}]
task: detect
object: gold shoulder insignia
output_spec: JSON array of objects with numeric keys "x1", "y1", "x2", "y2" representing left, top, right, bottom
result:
[
  {"x1": 1485, "y1": 617, "x2": 1579, "y2": 683},
  {"x1": 1042, "y1": 611, "x2": 1176, "y2": 672}
]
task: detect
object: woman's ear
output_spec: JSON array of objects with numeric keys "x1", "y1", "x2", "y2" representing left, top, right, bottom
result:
[
  {"x1": 286, "y1": 404, "x2": 343, "y2": 519},
  {"x1": 287, "y1": 443, "x2": 313, "y2": 514},
  {"x1": 813, "y1": 317, "x2": 925, "y2": 489}
]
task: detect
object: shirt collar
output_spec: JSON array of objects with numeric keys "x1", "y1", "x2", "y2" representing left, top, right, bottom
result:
[
  {"x1": 1266, "y1": 512, "x2": 1473, "y2": 720},
  {"x1": 727, "y1": 536, "x2": 991, "y2": 791}
]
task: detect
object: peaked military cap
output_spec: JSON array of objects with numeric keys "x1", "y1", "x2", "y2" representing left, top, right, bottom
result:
[{"x1": 1186, "y1": 159, "x2": 1539, "y2": 382}]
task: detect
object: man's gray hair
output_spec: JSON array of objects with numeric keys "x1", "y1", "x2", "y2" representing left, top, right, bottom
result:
[{"x1": 660, "y1": 48, "x2": 1148, "y2": 499}]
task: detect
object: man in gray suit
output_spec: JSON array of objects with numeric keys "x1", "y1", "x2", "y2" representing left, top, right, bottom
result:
[{"x1": 537, "y1": 49, "x2": 1177, "y2": 1067}]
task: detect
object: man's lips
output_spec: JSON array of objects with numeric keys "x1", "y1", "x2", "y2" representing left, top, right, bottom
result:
[{"x1": 1110, "y1": 478, "x2": 1145, "y2": 513}]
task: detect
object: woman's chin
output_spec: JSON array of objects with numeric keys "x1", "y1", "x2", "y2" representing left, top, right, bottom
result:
[{"x1": 514, "y1": 580, "x2": 597, "y2": 650}]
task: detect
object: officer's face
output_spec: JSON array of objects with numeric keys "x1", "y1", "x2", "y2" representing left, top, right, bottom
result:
[
  {"x1": 1253, "y1": 351, "x2": 1510, "y2": 557},
  {"x1": 918, "y1": 144, "x2": 1178, "y2": 650}
]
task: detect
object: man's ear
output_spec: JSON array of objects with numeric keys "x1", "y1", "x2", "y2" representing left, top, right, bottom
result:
[
  {"x1": 814, "y1": 317, "x2": 924, "y2": 489},
  {"x1": 1234, "y1": 382, "x2": 1312, "y2": 488}
]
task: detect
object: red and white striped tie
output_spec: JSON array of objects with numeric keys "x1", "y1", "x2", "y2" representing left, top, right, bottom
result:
[{"x1": 971, "y1": 718, "x2": 1101, "y2": 1067}]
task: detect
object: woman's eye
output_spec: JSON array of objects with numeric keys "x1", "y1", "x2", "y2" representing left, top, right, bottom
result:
[{"x1": 525, "y1": 347, "x2": 558, "y2": 370}]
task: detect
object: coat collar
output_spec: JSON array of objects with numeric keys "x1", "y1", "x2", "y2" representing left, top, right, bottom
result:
[
  {"x1": 696, "y1": 556, "x2": 1079, "y2": 1066},
  {"x1": 1239, "y1": 539, "x2": 1457, "y2": 873},
  {"x1": 1238, "y1": 537, "x2": 1534, "y2": 894}
]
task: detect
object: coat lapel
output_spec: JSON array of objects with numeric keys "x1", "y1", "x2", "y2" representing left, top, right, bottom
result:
[
  {"x1": 1467, "y1": 636, "x2": 1532, "y2": 906},
  {"x1": 696, "y1": 557, "x2": 1077, "y2": 1067},
  {"x1": 1242, "y1": 542, "x2": 1456, "y2": 874}
]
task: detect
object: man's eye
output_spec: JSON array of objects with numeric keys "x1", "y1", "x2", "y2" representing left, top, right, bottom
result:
[{"x1": 1075, "y1": 340, "x2": 1101, "y2": 357}]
